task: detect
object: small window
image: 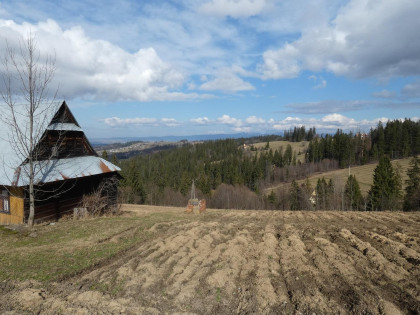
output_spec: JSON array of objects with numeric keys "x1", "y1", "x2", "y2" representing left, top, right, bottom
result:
[{"x1": 0, "y1": 190, "x2": 10, "y2": 214}]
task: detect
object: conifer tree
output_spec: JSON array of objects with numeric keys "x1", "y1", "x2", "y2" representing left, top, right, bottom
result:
[
  {"x1": 284, "y1": 144, "x2": 292, "y2": 165},
  {"x1": 289, "y1": 180, "x2": 300, "y2": 210},
  {"x1": 403, "y1": 157, "x2": 420, "y2": 211},
  {"x1": 344, "y1": 175, "x2": 363, "y2": 210},
  {"x1": 315, "y1": 177, "x2": 328, "y2": 210},
  {"x1": 368, "y1": 155, "x2": 401, "y2": 210}
]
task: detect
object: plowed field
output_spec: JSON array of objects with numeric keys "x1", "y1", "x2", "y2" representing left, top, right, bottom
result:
[{"x1": 1, "y1": 206, "x2": 419, "y2": 314}]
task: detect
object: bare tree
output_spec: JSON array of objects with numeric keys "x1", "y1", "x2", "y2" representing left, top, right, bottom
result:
[{"x1": 0, "y1": 34, "x2": 58, "y2": 226}]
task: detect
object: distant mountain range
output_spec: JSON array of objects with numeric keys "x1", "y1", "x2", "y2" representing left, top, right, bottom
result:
[{"x1": 90, "y1": 132, "x2": 263, "y2": 146}]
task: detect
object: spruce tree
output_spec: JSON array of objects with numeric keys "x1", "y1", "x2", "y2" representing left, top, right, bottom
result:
[
  {"x1": 316, "y1": 177, "x2": 328, "y2": 210},
  {"x1": 344, "y1": 175, "x2": 363, "y2": 210},
  {"x1": 289, "y1": 180, "x2": 300, "y2": 210},
  {"x1": 284, "y1": 144, "x2": 293, "y2": 165},
  {"x1": 368, "y1": 155, "x2": 401, "y2": 210},
  {"x1": 403, "y1": 157, "x2": 420, "y2": 211}
]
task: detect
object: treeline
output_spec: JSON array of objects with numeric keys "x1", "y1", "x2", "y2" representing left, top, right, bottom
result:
[
  {"x1": 232, "y1": 126, "x2": 316, "y2": 144},
  {"x1": 307, "y1": 119, "x2": 420, "y2": 167},
  {"x1": 283, "y1": 126, "x2": 316, "y2": 142},
  {"x1": 117, "y1": 138, "x2": 337, "y2": 205},
  {"x1": 116, "y1": 118, "x2": 420, "y2": 211}
]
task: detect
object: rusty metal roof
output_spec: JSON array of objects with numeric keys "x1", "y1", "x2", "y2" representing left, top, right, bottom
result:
[{"x1": 13, "y1": 156, "x2": 121, "y2": 186}]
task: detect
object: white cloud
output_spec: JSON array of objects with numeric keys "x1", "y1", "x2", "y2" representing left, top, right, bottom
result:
[
  {"x1": 245, "y1": 116, "x2": 265, "y2": 124},
  {"x1": 258, "y1": 44, "x2": 301, "y2": 79},
  {"x1": 190, "y1": 117, "x2": 211, "y2": 125},
  {"x1": 104, "y1": 113, "x2": 419, "y2": 134},
  {"x1": 259, "y1": 0, "x2": 420, "y2": 80},
  {"x1": 233, "y1": 126, "x2": 251, "y2": 132},
  {"x1": 161, "y1": 118, "x2": 180, "y2": 127},
  {"x1": 0, "y1": 19, "x2": 199, "y2": 102},
  {"x1": 104, "y1": 116, "x2": 181, "y2": 128},
  {"x1": 272, "y1": 114, "x2": 390, "y2": 132},
  {"x1": 199, "y1": 0, "x2": 267, "y2": 18},
  {"x1": 104, "y1": 117, "x2": 157, "y2": 127},
  {"x1": 216, "y1": 114, "x2": 243, "y2": 127},
  {"x1": 199, "y1": 72, "x2": 254, "y2": 92}
]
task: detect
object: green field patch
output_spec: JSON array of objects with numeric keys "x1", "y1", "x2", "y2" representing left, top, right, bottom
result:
[{"x1": 0, "y1": 211, "x2": 184, "y2": 282}]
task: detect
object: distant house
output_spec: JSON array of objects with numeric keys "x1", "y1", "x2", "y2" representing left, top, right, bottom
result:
[{"x1": 0, "y1": 101, "x2": 120, "y2": 224}]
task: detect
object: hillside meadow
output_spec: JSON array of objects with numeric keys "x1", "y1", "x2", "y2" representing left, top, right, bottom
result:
[
  {"x1": 249, "y1": 140, "x2": 309, "y2": 163},
  {"x1": 266, "y1": 157, "x2": 412, "y2": 196}
]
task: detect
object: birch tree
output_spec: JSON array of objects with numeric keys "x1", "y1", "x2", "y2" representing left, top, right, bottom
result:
[{"x1": 0, "y1": 35, "x2": 58, "y2": 226}]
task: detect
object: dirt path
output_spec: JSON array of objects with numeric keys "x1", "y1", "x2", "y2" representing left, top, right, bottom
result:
[{"x1": 1, "y1": 207, "x2": 419, "y2": 314}]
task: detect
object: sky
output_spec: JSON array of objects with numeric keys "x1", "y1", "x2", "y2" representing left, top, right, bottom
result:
[{"x1": 0, "y1": 0, "x2": 419, "y2": 139}]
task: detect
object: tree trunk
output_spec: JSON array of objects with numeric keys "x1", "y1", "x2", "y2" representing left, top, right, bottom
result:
[{"x1": 28, "y1": 179, "x2": 35, "y2": 226}]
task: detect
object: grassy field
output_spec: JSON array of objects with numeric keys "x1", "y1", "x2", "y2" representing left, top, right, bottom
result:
[
  {"x1": 267, "y1": 157, "x2": 413, "y2": 195},
  {"x1": 249, "y1": 140, "x2": 309, "y2": 163},
  {"x1": 0, "y1": 210, "x2": 183, "y2": 282},
  {"x1": 1, "y1": 205, "x2": 419, "y2": 314}
]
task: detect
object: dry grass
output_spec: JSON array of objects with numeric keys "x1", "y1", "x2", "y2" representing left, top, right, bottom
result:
[
  {"x1": 266, "y1": 157, "x2": 412, "y2": 195},
  {"x1": 250, "y1": 140, "x2": 309, "y2": 163}
]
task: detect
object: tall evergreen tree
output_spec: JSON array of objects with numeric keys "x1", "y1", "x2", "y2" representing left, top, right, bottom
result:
[
  {"x1": 315, "y1": 177, "x2": 329, "y2": 210},
  {"x1": 284, "y1": 144, "x2": 293, "y2": 165},
  {"x1": 368, "y1": 156, "x2": 401, "y2": 210},
  {"x1": 289, "y1": 180, "x2": 300, "y2": 210},
  {"x1": 403, "y1": 157, "x2": 420, "y2": 211},
  {"x1": 344, "y1": 175, "x2": 364, "y2": 211}
]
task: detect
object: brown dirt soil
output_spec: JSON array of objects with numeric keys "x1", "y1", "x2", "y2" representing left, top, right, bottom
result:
[{"x1": 1, "y1": 206, "x2": 419, "y2": 314}]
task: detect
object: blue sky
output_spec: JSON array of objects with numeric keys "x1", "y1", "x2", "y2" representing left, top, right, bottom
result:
[{"x1": 0, "y1": 0, "x2": 419, "y2": 139}]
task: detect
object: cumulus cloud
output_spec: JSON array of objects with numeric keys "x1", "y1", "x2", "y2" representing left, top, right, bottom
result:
[
  {"x1": 0, "y1": 19, "x2": 197, "y2": 102},
  {"x1": 245, "y1": 116, "x2": 265, "y2": 124},
  {"x1": 190, "y1": 117, "x2": 211, "y2": 125},
  {"x1": 259, "y1": 0, "x2": 420, "y2": 80},
  {"x1": 161, "y1": 118, "x2": 180, "y2": 127},
  {"x1": 199, "y1": 0, "x2": 267, "y2": 18},
  {"x1": 104, "y1": 112, "x2": 419, "y2": 134},
  {"x1": 258, "y1": 44, "x2": 301, "y2": 79},
  {"x1": 272, "y1": 114, "x2": 391, "y2": 132},
  {"x1": 216, "y1": 114, "x2": 243, "y2": 127}
]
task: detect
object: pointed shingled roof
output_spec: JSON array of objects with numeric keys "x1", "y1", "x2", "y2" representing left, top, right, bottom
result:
[{"x1": 0, "y1": 101, "x2": 120, "y2": 186}]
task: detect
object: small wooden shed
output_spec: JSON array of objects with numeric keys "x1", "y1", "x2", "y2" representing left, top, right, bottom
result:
[{"x1": 0, "y1": 101, "x2": 120, "y2": 224}]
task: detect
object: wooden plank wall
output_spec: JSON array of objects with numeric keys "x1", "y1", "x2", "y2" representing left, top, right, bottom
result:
[
  {"x1": 31, "y1": 173, "x2": 119, "y2": 224},
  {"x1": 33, "y1": 196, "x2": 83, "y2": 223},
  {"x1": 0, "y1": 187, "x2": 24, "y2": 225},
  {"x1": 1, "y1": 173, "x2": 119, "y2": 225}
]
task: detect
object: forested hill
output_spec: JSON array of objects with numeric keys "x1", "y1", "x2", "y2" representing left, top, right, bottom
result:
[
  {"x1": 116, "y1": 119, "x2": 420, "y2": 211},
  {"x1": 307, "y1": 119, "x2": 420, "y2": 167}
]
